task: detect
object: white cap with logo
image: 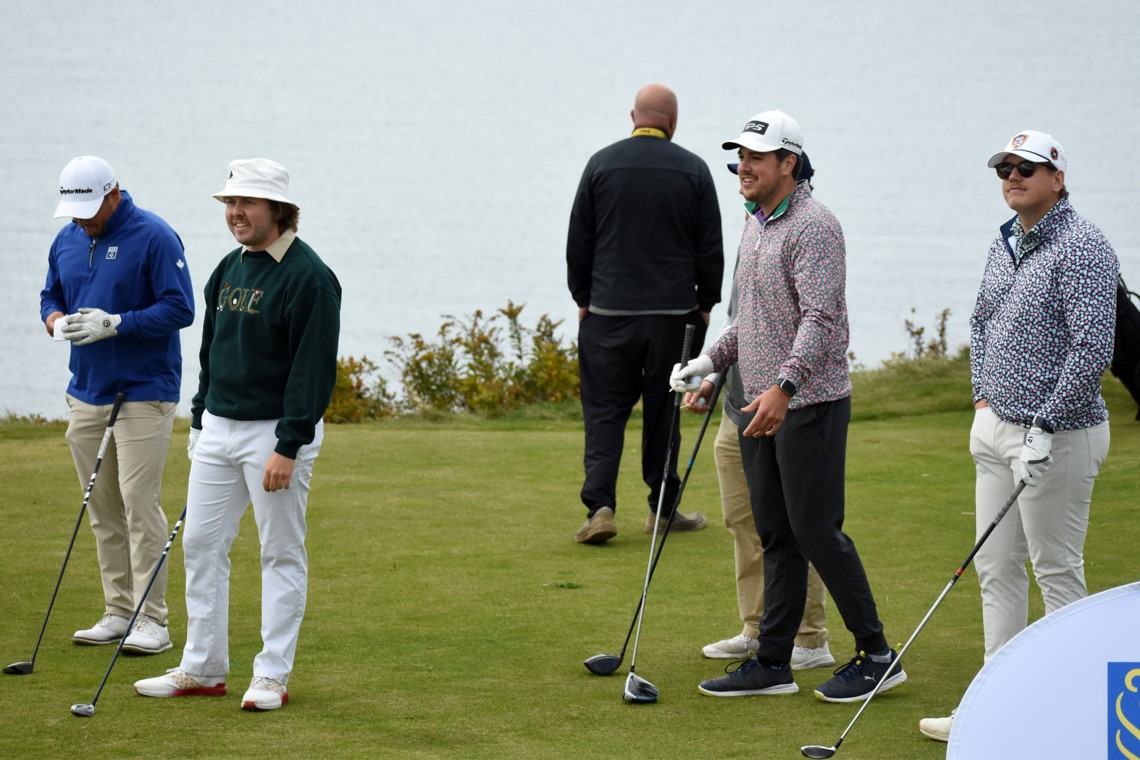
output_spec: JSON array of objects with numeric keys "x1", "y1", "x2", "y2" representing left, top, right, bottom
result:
[
  {"x1": 54, "y1": 156, "x2": 117, "y2": 219},
  {"x1": 987, "y1": 130, "x2": 1067, "y2": 172},
  {"x1": 212, "y1": 157, "x2": 298, "y2": 208},
  {"x1": 723, "y1": 110, "x2": 803, "y2": 156}
]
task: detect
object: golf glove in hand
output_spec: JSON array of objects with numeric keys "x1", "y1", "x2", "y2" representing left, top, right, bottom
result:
[
  {"x1": 187, "y1": 428, "x2": 200, "y2": 461},
  {"x1": 670, "y1": 355, "x2": 714, "y2": 393},
  {"x1": 1017, "y1": 425, "x2": 1053, "y2": 486},
  {"x1": 62, "y1": 308, "x2": 121, "y2": 346}
]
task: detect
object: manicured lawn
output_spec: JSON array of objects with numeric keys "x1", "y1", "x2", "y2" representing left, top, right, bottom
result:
[{"x1": 1, "y1": 357, "x2": 1136, "y2": 758}]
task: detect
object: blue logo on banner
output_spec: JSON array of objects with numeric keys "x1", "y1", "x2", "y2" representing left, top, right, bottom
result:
[{"x1": 1109, "y1": 663, "x2": 1140, "y2": 759}]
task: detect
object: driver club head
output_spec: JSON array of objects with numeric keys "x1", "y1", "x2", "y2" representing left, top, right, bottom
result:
[
  {"x1": 3, "y1": 661, "x2": 34, "y2": 675},
  {"x1": 583, "y1": 653, "x2": 622, "y2": 676},
  {"x1": 70, "y1": 703, "x2": 95, "y2": 717},
  {"x1": 800, "y1": 745, "x2": 838, "y2": 759},
  {"x1": 622, "y1": 672, "x2": 659, "y2": 704}
]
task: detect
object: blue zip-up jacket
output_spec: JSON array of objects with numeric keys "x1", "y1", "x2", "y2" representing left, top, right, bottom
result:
[{"x1": 40, "y1": 190, "x2": 195, "y2": 405}]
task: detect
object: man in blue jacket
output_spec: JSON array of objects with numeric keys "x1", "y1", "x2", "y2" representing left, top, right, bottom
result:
[{"x1": 40, "y1": 155, "x2": 194, "y2": 655}]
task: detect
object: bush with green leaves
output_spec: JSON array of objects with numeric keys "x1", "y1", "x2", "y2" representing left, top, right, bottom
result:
[
  {"x1": 384, "y1": 301, "x2": 578, "y2": 415},
  {"x1": 325, "y1": 355, "x2": 398, "y2": 422}
]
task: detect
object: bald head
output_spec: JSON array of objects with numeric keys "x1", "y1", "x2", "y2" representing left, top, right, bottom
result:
[{"x1": 631, "y1": 83, "x2": 678, "y2": 139}]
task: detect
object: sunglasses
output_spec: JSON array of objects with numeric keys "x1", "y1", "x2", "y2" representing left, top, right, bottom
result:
[{"x1": 994, "y1": 160, "x2": 1047, "y2": 180}]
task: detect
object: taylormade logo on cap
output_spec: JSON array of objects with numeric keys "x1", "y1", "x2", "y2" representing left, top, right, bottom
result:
[
  {"x1": 723, "y1": 110, "x2": 804, "y2": 156},
  {"x1": 54, "y1": 156, "x2": 117, "y2": 219}
]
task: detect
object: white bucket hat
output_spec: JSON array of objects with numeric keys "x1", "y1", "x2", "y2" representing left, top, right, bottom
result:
[
  {"x1": 987, "y1": 130, "x2": 1067, "y2": 172},
  {"x1": 54, "y1": 156, "x2": 117, "y2": 219},
  {"x1": 723, "y1": 110, "x2": 803, "y2": 155},
  {"x1": 212, "y1": 158, "x2": 298, "y2": 207}
]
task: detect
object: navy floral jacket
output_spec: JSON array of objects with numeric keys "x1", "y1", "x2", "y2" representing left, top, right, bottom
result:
[{"x1": 970, "y1": 198, "x2": 1118, "y2": 431}]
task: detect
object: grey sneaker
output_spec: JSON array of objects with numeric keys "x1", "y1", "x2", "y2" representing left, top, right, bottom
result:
[
  {"x1": 122, "y1": 615, "x2": 173, "y2": 654},
  {"x1": 242, "y1": 676, "x2": 289, "y2": 711},
  {"x1": 698, "y1": 655, "x2": 799, "y2": 697},
  {"x1": 813, "y1": 649, "x2": 907, "y2": 703},
  {"x1": 72, "y1": 613, "x2": 129, "y2": 645},
  {"x1": 644, "y1": 510, "x2": 707, "y2": 534},
  {"x1": 576, "y1": 507, "x2": 617, "y2": 544},
  {"x1": 791, "y1": 642, "x2": 835, "y2": 670}
]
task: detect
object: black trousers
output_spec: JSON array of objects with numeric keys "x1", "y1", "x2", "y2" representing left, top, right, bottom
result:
[
  {"x1": 737, "y1": 396, "x2": 888, "y2": 661},
  {"x1": 577, "y1": 312, "x2": 706, "y2": 516}
]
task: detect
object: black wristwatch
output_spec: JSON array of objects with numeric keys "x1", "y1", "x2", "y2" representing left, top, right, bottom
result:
[{"x1": 776, "y1": 378, "x2": 797, "y2": 398}]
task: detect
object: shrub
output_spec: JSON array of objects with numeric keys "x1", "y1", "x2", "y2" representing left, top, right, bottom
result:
[
  {"x1": 325, "y1": 355, "x2": 398, "y2": 423},
  {"x1": 385, "y1": 301, "x2": 578, "y2": 414}
]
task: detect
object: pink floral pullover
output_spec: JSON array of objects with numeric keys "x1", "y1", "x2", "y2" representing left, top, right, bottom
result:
[{"x1": 705, "y1": 182, "x2": 851, "y2": 409}]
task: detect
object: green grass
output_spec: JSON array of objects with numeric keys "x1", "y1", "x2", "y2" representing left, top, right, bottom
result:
[{"x1": 1, "y1": 355, "x2": 1138, "y2": 759}]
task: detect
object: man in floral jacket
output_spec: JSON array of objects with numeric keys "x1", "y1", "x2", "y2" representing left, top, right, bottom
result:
[{"x1": 920, "y1": 129, "x2": 1118, "y2": 742}]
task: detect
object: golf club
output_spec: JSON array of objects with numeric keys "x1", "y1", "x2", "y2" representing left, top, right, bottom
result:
[
  {"x1": 801, "y1": 480, "x2": 1028, "y2": 758},
  {"x1": 583, "y1": 374, "x2": 724, "y2": 677},
  {"x1": 620, "y1": 324, "x2": 694, "y2": 704},
  {"x1": 71, "y1": 503, "x2": 187, "y2": 717},
  {"x1": 4, "y1": 392, "x2": 125, "y2": 677}
]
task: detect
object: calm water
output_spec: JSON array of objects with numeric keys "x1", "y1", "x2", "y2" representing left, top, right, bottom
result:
[{"x1": 3, "y1": 0, "x2": 1138, "y2": 418}]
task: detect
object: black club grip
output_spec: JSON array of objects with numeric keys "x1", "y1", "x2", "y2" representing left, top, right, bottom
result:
[
  {"x1": 673, "y1": 324, "x2": 696, "y2": 406},
  {"x1": 679, "y1": 323, "x2": 695, "y2": 366}
]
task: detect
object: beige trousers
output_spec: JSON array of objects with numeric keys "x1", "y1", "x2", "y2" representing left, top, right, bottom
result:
[
  {"x1": 713, "y1": 412, "x2": 829, "y2": 647},
  {"x1": 65, "y1": 395, "x2": 175, "y2": 623}
]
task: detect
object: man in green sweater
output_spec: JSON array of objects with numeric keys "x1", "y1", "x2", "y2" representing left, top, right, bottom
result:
[{"x1": 135, "y1": 158, "x2": 341, "y2": 712}]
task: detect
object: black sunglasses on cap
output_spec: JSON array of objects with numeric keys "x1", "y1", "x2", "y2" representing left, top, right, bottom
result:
[{"x1": 995, "y1": 160, "x2": 1047, "y2": 180}]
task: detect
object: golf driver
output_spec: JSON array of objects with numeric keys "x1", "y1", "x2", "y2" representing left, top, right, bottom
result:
[
  {"x1": 583, "y1": 373, "x2": 724, "y2": 677},
  {"x1": 801, "y1": 480, "x2": 1028, "y2": 758},
  {"x1": 621, "y1": 324, "x2": 694, "y2": 704},
  {"x1": 4, "y1": 392, "x2": 125, "y2": 676},
  {"x1": 71, "y1": 503, "x2": 187, "y2": 717}
]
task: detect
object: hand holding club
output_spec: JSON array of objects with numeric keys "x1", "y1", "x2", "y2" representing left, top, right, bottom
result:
[
  {"x1": 669, "y1": 355, "x2": 713, "y2": 393},
  {"x1": 1017, "y1": 425, "x2": 1053, "y2": 486}
]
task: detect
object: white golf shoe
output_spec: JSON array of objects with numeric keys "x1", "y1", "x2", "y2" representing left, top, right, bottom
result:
[
  {"x1": 918, "y1": 710, "x2": 955, "y2": 742},
  {"x1": 134, "y1": 668, "x2": 226, "y2": 697},
  {"x1": 72, "y1": 613, "x2": 129, "y2": 645},
  {"x1": 122, "y1": 615, "x2": 173, "y2": 654},
  {"x1": 791, "y1": 642, "x2": 836, "y2": 670},
  {"x1": 702, "y1": 633, "x2": 759, "y2": 659},
  {"x1": 241, "y1": 676, "x2": 289, "y2": 711}
]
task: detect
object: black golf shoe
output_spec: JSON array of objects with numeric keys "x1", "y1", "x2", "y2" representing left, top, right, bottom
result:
[
  {"x1": 813, "y1": 649, "x2": 907, "y2": 703},
  {"x1": 697, "y1": 655, "x2": 798, "y2": 697}
]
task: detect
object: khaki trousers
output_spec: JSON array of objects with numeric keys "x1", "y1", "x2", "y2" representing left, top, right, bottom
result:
[
  {"x1": 713, "y1": 412, "x2": 829, "y2": 647},
  {"x1": 65, "y1": 395, "x2": 175, "y2": 623}
]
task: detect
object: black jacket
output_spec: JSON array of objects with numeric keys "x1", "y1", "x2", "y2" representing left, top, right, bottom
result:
[{"x1": 567, "y1": 134, "x2": 723, "y2": 314}]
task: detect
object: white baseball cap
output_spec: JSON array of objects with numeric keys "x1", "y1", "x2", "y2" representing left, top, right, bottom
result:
[
  {"x1": 987, "y1": 130, "x2": 1067, "y2": 172},
  {"x1": 54, "y1": 156, "x2": 117, "y2": 219},
  {"x1": 723, "y1": 110, "x2": 803, "y2": 155},
  {"x1": 212, "y1": 157, "x2": 298, "y2": 207}
]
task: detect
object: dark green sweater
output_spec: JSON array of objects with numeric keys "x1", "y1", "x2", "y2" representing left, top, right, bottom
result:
[{"x1": 191, "y1": 235, "x2": 341, "y2": 458}]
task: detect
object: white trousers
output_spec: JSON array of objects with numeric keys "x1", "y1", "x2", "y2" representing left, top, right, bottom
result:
[
  {"x1": 970, "y1": 406, "x2": 1108, "y2": 662},
  {"x1": 180, "y1": 411, "x2": 323, "y2": 683}
]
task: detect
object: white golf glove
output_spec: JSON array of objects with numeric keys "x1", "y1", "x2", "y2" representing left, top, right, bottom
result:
[
  {"x1": 62, "y1": 308, "x2": 122, "y2": 346},
  {"x1": 1016, "y1": 425, "x2": 1053, "y2": 486},
  {"x1": 187, "y1": 428, "x2": 201, "y2": 461},
  {"x1": 669, "y1": 355, "x2": 714, "y2": 393}
]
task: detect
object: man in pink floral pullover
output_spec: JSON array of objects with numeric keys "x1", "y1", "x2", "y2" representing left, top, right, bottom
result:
[{"x1": 672, "y1": 110, "x2": 904, "y2": 703}]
